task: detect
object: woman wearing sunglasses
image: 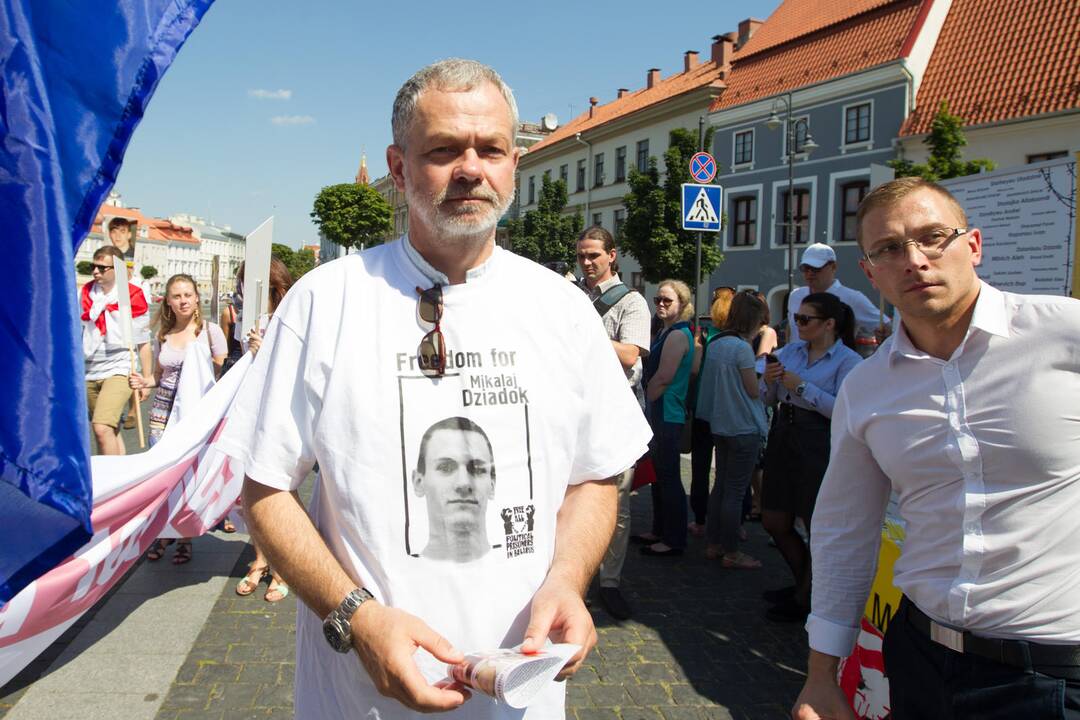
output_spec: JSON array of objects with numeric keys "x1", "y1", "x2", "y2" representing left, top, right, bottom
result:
[
  {"x1": 638, "y1": 280, "x2": 696, "y2": 557},
  {"x1": 759, "y1": 293, "x2": 862, "y2": 621}
]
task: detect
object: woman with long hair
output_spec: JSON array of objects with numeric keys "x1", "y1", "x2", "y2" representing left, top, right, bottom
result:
[
  {"x1": 129, "y1": 274, "x2": 227, "y2": 564},
  {"x1": 688, "y1": 287, "x2": 735, "y2": 537},
  {"x1": 639, "y1": 279, "x2": 695, "y2": 557},
  {"x1": 232, "y1": 257, "x2": 296, "y2": 602},
  {"x1": 760, "y1": 293, "x2": 862, "y2": 621},
  {"x1": 746, "y1": 291, "x2": 779, "y2": 522},
  {"x1": 696, "y1": 291, "x2": 770, "y2": 567}
]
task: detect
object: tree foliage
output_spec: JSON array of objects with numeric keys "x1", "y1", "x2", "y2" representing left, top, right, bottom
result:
[
  {"x1": 140, "y1": 265, "x2": 158, "y2": 279},
  {"x1": 506, "y1": 177, "x2": 583, "y2": 265},
  {"x1": 76, "y1": 261, "x2": 93, "y2": 276},
  {"x1": 310, "y1": 183, "x2": 393, "y2": 252},
  {"x1": 889, "y1": 101, "x2": 995, "y2": 181},
  {"x1": 272, "y1": 243, "x2": 316, "y2": 281},
  {"x1": 620, "y1": 127, "x2": 724, "y2": 286}
]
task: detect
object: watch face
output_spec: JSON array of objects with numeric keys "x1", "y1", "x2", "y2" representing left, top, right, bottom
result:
[{"x1": 323, "y1": 618, "x2": 351, "y2": 653}]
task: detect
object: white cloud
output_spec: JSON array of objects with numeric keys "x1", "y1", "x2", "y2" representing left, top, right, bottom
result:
[
  {"x1": 271, "y1": 115, "x2": 316, "y2": 126},
  {"x1": 248, "y1": 88, "x2": 292, "y2": 100}
]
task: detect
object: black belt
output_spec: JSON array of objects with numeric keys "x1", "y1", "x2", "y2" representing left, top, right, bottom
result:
[
  {"x1": 775, "y1": 403, "x2": 828, "y2": 426},
  {"x1": 904, "y1": 598, "x2": 1080, "y2": 674}
]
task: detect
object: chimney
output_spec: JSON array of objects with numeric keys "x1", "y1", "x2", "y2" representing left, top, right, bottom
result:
[
  {"x1": 647, "y1": 68, "x2": 661, "y2": 89},
  {"x1": 588, "y1": 96, "x2": 599, "y2": 119},
  {"x1": 617, "y1": 88, "x2": 630, "y2": 99},
  {"x1": 737, "y1": 18, "x2": 763, "y2": 47},
  {"x1": 684, "y1": 50, "x2": 699, "y2": 72},
  {"x1": 711, "y1": 34, "x2": 735, "y2": 75}
]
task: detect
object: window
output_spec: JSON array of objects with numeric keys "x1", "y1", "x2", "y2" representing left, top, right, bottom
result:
[
  {"x1": 732, "y1": 197, "x2": 757, "y2": 247},
  {"x1": 613, "y1": 209, "x2": 626, "y2": 240},
  {"x1": 559, "y1": 164, "x2": 568, "y2": 184},
  {"x1": 592, "y1": 212, "x2": 602, "y2": 228},
  {"x1": 594, "y1": 153, "x2": 605, "y2": 187},
  {"x1": 615, "y1": 146, "x2": 627, "y2": 181},
  {"x1": 779, "y1": 188, "x2": 811, "y2": 245},
  {"x1": 844, "y1": 103, "x2": 871, "y2": 144},
  {"x1": 1027, "y1": 151, "x2": 1068, "y2": 163},
  {"x1": 840, "y1": 181, "x2": 869, "y2": 242},
  {"x1": 576, "y1": 160, "x2": 586, "y2": 192},
  {"x1": 527, "y1": 176, "x2": 535, "y2": 205},
  {"x1": 787, "y1": 117, "x2": 810, "y2": 154},
  {"x1": 636, "y1": 139, "x2": 650, "y2": 172},
  {"x1": 734, "y1": 130, "x2": 753, "y2": 165}
]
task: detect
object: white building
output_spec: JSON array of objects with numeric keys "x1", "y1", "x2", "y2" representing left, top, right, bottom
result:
[
  {"x1": 170, "y1": 213, "x2": 246, "y2": 298},
  {"x1": 514, "y1": 33, "x2": 739, "y2": 291}
]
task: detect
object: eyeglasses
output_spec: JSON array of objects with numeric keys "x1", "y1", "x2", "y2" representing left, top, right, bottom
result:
[
  {"x1": 863, "y1": 227, "x2": 967, "y2": 267},
  {"x1": 653, "y1": 296, "x2": 674, "y2": 307},
  {"x1": 91, "y1": 263, "x2": 113, "y2": 273},
  {"x1": 793, "y1": 313, "x2": 825, "y2": 326},
  {"x1": 416, "y1": 284, "x2": 446, "y2": 378}
]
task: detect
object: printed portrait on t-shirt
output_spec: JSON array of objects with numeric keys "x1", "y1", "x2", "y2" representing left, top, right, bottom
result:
[
  {"x1": 397, "y1": 351, "x2": 536, "y2": 564},
  {"x1": 411, "y1": 416, "x2": 497, "y2": 563}
]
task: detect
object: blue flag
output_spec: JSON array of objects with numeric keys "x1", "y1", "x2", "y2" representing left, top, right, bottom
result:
[{"x1": 0, "y1": 0, "x2": 215, "y2": 604}]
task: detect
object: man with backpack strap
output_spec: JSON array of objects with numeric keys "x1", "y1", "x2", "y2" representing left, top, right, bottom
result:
[{"x1": 576, "y1": 226, "x2": 651, "y2": 621}]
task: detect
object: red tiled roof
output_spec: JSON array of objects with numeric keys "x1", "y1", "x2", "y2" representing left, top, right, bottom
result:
[
  {"x1": 148, "y1": 218, "x2": 197, "y2": 244},
  {"x1": 736, "y1": 0, "x2": 899, "y2": 58},
  {"x1": 712, "y1": 0, "x2": 922, "y2": 111},
  {"x1": 900, "y1": 0, "x2": 1080, "y2": 135},
  {"x1": 526, "y1": 61, "x2": 724, "y2": 154}
]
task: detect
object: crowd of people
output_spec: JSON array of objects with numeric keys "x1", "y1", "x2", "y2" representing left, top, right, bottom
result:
[
  {"x1": 575, "y1": 224, "x2": 882, "y2": 627},
  {"x1": 78, "y1": 235, "x2": 295, "y2": 600},
  {"x1": 71, "y1": 57, "x2": 1080, "y2": 720}
]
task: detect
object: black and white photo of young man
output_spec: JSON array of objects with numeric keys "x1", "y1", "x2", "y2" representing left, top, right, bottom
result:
[{"x1": 411, "y1": 416, "x2": 496, "y2": 563}]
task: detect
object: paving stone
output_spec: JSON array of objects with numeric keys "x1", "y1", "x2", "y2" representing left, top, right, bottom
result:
[
  {"x1": 620, "y1": 709, "x2": 665, "y2": 720},
  {"x1": 625, "y1": 683, "x2": 673, "y2": 706},
  {"x1": 575, "y1": 708, "x2": 620, "y2": 720},
  {"x1": 631, "y1": 663, "x2": 678, "y2": 683},
  {"x1": 586, "y1": 684, "x2": 633, "y2": 707},
  {"x1": 253, "y1": 684, "x2": 293, "y2": 709},
  {"x1": 236, "y1": 664, "x2": 281, "y2": 685},
  {"x1": 194, "y1": 663, "x2": 243, "y2": 685},
  {"x1": 659, "y1": 706, "x2": 708, "y2": 720}
]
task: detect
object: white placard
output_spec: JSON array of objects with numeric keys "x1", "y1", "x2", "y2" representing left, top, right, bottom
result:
[
  {"x1": 111, "y1": 256, "x2": 134, "y2": 348},
  {"x1": 942, "y1": 157, "x2": 1077, "y2": 297},
  {"x1": 241, "y1": 216, "x2": 274, "y2": 337}
]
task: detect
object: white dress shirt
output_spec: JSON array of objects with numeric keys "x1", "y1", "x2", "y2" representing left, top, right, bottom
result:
[
  {"x1": 788, "y1": 279, "x2": 889, "y2": 341},
  {"x1": 807, "y1": 282, "x2": 1080, "y2": 658}
]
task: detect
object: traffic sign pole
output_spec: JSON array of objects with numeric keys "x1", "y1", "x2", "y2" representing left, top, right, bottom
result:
[{"x1": 694, "y1": 118, "x2": 706, "y2": 334}]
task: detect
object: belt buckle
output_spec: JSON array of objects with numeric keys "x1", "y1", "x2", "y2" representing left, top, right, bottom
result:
[{"x1": 930, "y1": 621, "x2": 965, "y2": 653}]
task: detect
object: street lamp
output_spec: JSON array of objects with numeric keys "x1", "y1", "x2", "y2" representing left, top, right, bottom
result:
[{"x1": 767, "y1": 93, "x2": 817, "y2": 301}]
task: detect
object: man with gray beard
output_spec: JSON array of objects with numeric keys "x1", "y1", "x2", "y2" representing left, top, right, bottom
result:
[{"x1": 221, "y1": 59, "x2": 651, "y2": 720}]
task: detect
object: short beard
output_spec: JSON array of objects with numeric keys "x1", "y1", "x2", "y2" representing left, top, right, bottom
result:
[{"x1": 407, "y1": 182, "x2": 514, "y2": 244}]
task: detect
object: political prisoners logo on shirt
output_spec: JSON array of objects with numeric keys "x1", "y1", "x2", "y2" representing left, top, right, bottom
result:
[
  {"x1": 397, "y1": 346, "x2": 535, "y2": 563},
  {"x1": 500, "y1": 504, "x2": 535, "y2": 559}
]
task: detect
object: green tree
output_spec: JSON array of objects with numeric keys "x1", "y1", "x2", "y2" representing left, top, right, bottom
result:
[
  {"x1": 76, "y1": 260, "x2": 93, "y2": 275},
  {"x1": 140, "y1": 265, "x2": 158, "y2": 280},
  {"x1": 888, "y1": 101, "x2": 995, "y2": 181},
  {"x1": 310, "y1": 183, "x2": 393, "y2": 253},
  {"x1": 621, "y1": 127, "x2": 724, "y2": 286},
  {"x1": 271, "y1": 243, "x2": 315, "y2": 282},
  {"x1": 506, "y1": 177, "x2": 583, "y2": 265}
]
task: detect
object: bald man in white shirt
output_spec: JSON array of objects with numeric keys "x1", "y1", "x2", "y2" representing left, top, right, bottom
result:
[{"x1": 793, "y1": 177, "x2": 1080, "y2": 720}]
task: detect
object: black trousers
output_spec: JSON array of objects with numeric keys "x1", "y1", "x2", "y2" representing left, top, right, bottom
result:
[{"x1": 884, "y1": 599, "x2": 1080, "y2": 719}]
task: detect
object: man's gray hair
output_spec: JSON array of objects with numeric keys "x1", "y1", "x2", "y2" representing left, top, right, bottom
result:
[{"x1": 392, "y1": 59, "x2": 519, "y2": 148}]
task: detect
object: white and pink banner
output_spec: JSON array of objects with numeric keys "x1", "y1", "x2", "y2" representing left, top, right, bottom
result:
[{"x1": 0, "y1": 352, "x2": 253, "y2": 688}]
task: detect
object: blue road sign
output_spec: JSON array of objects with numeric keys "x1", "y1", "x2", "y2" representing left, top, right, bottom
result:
[
  {"x1": 689, "y1": 152, "x2": 717, "y2": 184},
  {"x1": 682, "y1": 183, "x2": 722, "y2": 232}
]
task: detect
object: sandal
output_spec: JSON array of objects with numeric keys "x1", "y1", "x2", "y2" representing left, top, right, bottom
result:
[
  {"x1": 147, "y1": 539, "x2": 172, "y2": 562},
  {"x1": 235, "y1": 564, "x2": 267, "y2": 596},
  {"x1": 171, "y1": 540, "x2": 193, "y2": 565},
  {"x1": 264, "y1": 575, "x2": 290, "y2": 603},
  {"x1": 721, "y1": 551, "x2": 762, "y2": 569}
]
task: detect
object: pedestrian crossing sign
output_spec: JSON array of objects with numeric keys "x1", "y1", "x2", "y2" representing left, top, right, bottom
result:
[{"x1": 681, "y1": 183, "x2": 722, "y2": 232}]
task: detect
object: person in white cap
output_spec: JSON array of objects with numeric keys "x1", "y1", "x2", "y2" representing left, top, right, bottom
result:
[{"x1": 786, "y1": 243, "x2": 889, "y2": 344}]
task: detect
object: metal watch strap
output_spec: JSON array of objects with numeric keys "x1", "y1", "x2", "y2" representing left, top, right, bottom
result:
[{"x1": 323, "y1": 587, "x2": 374, "y2": 653}]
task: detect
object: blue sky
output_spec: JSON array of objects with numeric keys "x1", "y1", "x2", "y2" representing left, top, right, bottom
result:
[{"x1": 116, "y1": 0, "x2": 781, "y2": 248}]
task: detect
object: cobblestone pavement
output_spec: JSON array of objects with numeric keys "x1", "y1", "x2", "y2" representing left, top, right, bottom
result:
[{"x1": 4, "y1": 457, "x2": 808, "y2": 719}]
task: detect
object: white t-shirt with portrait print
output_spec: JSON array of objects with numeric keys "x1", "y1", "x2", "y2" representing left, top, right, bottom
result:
[{"x1": 218, "y1": 237, "x2": 652, "y2": 720}]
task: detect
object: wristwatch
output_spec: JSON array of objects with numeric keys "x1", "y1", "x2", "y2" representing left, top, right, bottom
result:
[
  {"x1": 323, "y1": 587, "x2": 375, "y2": 653},
  {"x1": 794, "y1": 382, "x2": 808, "y2": 397}
]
